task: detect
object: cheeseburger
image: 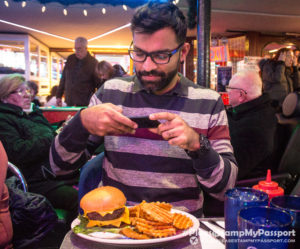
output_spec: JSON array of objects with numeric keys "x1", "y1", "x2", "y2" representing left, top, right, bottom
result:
[{"x1": 80, "y1": 186, "x2": 130, "y2": 228}]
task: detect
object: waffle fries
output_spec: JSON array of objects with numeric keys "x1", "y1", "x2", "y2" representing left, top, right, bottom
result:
[{"x1": 121, "y1": 201, "x2": 193, "y2": 240}]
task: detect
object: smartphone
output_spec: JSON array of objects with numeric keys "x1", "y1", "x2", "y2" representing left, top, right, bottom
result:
[{"x1": 130, "y1": 116, "x2": 160, "y2": 128}]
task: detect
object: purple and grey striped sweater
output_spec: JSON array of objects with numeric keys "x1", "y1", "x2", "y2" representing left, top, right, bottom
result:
[{"x1": 50, "y1": 74, "x2": 238, "y2": 217}]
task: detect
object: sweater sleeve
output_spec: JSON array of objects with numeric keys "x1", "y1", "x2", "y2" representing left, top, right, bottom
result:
[
  {"x1": 188, "y1": 97, "x2": 238, "y2": 201},
  {"x1": 50, "y1": 110, "x2": 104, "y2": 175}
]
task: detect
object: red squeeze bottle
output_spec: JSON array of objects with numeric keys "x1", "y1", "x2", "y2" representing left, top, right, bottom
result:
[{"x1": 253, "y1": 169, "x2": 284, "y2": 200}]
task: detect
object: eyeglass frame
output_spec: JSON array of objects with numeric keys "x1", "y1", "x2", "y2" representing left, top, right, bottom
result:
[
  {"x1": 10, "y1": 87, "x2": 32, "y2": 97},
  {"x1": 225, "y1": 86, "x2": 247, "y2": 94},
  {"x1": 128, "y1": 42, "x2": 184, "y2": 64}
]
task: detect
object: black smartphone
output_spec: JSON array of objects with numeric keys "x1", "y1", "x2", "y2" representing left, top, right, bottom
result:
[{"x1": 130, "y1": 116, "x2": 160, "y2": 128}]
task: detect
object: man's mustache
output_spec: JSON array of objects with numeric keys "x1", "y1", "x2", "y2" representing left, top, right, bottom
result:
[{"x1": 138, "y1": 70, "x2": 165, "y2": 77}]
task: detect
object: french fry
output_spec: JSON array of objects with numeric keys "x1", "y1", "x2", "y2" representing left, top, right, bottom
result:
[{"x1": 123, "y1": 200, "x2": 193, "y2": 240}]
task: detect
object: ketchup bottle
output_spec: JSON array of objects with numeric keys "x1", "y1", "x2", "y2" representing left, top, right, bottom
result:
[{"x1": 252, "y1": 169, "x2": 284, "y2": 200}]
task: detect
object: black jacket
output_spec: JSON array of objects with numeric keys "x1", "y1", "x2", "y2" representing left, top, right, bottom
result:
[
  {"x1": 260, "y1": 59, "x2": 300, "y2": 106},
  {"x1": 226, "y1": 94, "x2": 277, "y2": 180},
  {"x1": 56, "y1": 53, "x2": 100, "y2": 106},
  {"x1": 0, "y1": 103, "x2": 68, "y2": 194}
]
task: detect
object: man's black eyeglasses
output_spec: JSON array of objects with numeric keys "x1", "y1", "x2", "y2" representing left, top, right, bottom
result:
[
  {"x1": 225, "y1": 86, "x2": 247, "y2": 94},
  {"x1": 128, "y1": 42, "x2": 184, "y2": 64}
]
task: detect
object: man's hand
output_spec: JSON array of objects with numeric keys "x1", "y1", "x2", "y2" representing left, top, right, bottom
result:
[
  {"x1": 149, "y1": 112, "x2": 200, "y2": 151},
  {"x1": 80, "y1": 103, "x2": 137, "y2": 136},
  {"x1": 56, "y1": 98, "x2": 62, "y2": 107}
]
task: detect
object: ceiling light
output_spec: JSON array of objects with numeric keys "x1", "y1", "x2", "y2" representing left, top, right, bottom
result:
[
  {"x1": 63, "y1": 8, "x2": 68, "y2": 16},
  {"x1": 0, "y1": 18, "x2": 74, "y2": 42},
  {"x1": 4, "y1": 0, "x2": 9, "y2": 7},
  {"x1": 173, "y1": 0, "x2": 179, "y2": 4},
  {"x1": 83, "y1": 9, "x2": 87, "y2": 16},
  {"x1": 102, "y1": 8, "x2": 106, "y2": 14},
  {"x1": 21, "y1": 1, "x2": 26, "y2": 7},
  {"x1": 122, "y1": 5, "x2": 127, "y2": 11},
  {"x1": 269, "y1": 49, "x2": 278, "y2": 53},
  {"x1": 41, "y1": 6, "x2": 46, "y2": 12}
]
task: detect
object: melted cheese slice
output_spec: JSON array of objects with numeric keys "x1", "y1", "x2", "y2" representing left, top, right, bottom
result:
[{"x1": 85, "y1": 206, "x2": 130, "y2": 228}]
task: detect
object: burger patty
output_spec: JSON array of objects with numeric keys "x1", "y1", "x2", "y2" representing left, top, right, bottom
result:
[{"x1": 87, "y1": 207, "x2": 125, "y2": 221}]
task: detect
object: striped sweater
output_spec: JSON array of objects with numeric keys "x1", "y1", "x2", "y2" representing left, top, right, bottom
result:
[{"x1": 50, "y1": 74, "x2": 238, "y2": 217}]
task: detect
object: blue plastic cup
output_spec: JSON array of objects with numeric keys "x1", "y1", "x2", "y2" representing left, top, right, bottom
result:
[
  {"x1": 238, "y1": 206, "x2": 293, "y2": 249},
  {"x1": 224, "y1": 187, "x2": 269, "y2": 249},
  {"x1": 270, "y1": 195, "x2": 300, "y2": 248}
]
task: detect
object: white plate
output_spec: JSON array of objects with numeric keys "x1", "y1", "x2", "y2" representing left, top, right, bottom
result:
[{"x1": 71, "y1": 209, "x2": 200, "y2": 247}]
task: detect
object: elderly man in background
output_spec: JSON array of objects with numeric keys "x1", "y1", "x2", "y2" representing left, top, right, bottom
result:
[
  {"x1": 56, "y1": 37, "x2": 100, "y2": 106},
  {"x1": 226, "y1": 70, "x2": 277, "y2": 180}
]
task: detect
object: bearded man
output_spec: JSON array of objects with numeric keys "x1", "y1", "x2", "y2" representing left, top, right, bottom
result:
[{"x1": 50, "y1": 1, "x2": 237, "y2": 217}]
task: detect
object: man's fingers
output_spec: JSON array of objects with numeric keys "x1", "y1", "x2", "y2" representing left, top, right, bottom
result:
[
  {"x1": 107, "y1": 103, "x2": 122, "y2": 113},
  {"x1": 149, "y1": 112, "x2": 176, "y2": 121}
]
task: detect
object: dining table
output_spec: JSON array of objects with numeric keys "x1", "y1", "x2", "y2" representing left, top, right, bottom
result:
[{"x1": 59, "y1": 217, "x2": 225, "y2": 249}]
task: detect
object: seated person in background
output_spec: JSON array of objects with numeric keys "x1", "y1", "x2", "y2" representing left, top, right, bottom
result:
[
  {"x1": 113, "y1": 64, "x2": 129, "y2": 77},
  {"x1": 0, "y1": 74, "x2": 78, "y2": 225},
  {"x1": 45, "y1": 85, "x2": 66, "y2": 107},
  {"x1": 50, "y1": 2, "x2": 237, "y2": 218},
  {"x1": 226, "y1": 70, "x2": 277, "y2": 180},
  {"x1": 259, "y1": 48, "x2": 300, "y2": 111},
  {"x1": 27, "y1": 80, "x2": 42, "y2": 107},
  {"x1": 0, "y1": 141, "x2": 13, "y2": 249},
  {"x1": 97, "y1": 60, "x2": 115, "y2": 86}
]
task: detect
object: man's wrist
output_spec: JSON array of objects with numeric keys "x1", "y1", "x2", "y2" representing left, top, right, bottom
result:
[{"x1": 185, "y1": 134, "x2": 211, "y2": 159}]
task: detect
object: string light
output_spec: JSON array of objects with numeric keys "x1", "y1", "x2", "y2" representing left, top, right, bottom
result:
[
  {"x1": 0, "y1": 18, "x2": 74, "y2": 42},
  {"x1": 88, "y1": 23, "x2": 131, "y2": 42},
  {"x1": 63, "y1": 8, "x2": 68, "y2": 16},
  {"x1": 41, "y1": 6, "x2": 46, "y2": 13},
  {"x1": 4, "y1": 0, "x2": 9, "y2": 7},
  {"x1": 83, "y1": 9, "x2": 87, "y2": 16},
  {"x1": 102, "y1": 8, "x2": 106, "y2": 14},
  {"x1": 122, "y1": 5, "x2": 127, "y2": 11},
  {"x1": 21, "y1": 1, "x2": 26, "y2": 7}
]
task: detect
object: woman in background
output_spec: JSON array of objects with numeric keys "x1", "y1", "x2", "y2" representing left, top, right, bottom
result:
[
  {"x1": 27, "y1": 81, "x2": 42, "y2": 107},
  {"x1": 45, "y1": 85, "x2": 66, "y2": 107},
  {"x1": 113, "y1": 64, "x2": 128, "y2": 77},
  {"x1": 0, "y1": 74, "x2": 78, "y2": 225},
  {"x1": 97, "y1": 60, "x2": 115, "y2": 86}
]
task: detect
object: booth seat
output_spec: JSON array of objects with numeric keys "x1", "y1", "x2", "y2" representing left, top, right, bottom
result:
[{"x1": 40, "y1": 106, "x2": 84, "y2": 124}]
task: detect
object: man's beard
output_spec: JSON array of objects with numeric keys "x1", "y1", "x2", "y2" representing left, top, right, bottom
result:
[{"x1": 136, "y1": 67, "x2": 179, "y2": 93}]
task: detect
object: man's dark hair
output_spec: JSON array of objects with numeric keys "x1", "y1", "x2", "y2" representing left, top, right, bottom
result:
[{"x1": 131, "y1": 1, "x2": 187, "y2": 44}]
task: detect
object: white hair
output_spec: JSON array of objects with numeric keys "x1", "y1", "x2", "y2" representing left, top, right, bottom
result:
[
  {"x1": 230, "y1": 70, "x2": 262, "y2": 100},
  {"x1": 75, "y1": 37, "x2": 88, "y2": 47}
]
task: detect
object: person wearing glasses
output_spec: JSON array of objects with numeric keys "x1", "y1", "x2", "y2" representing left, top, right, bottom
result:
[
  {"x1": 226, "y1": 70, "x2": 277, "y2": 180},
  {"x1": 0, "y1": 74, "x2": 78, "y2": 227},
  {"x1": 50, "y1": 2, "x2": 237, "y2": 217}
]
